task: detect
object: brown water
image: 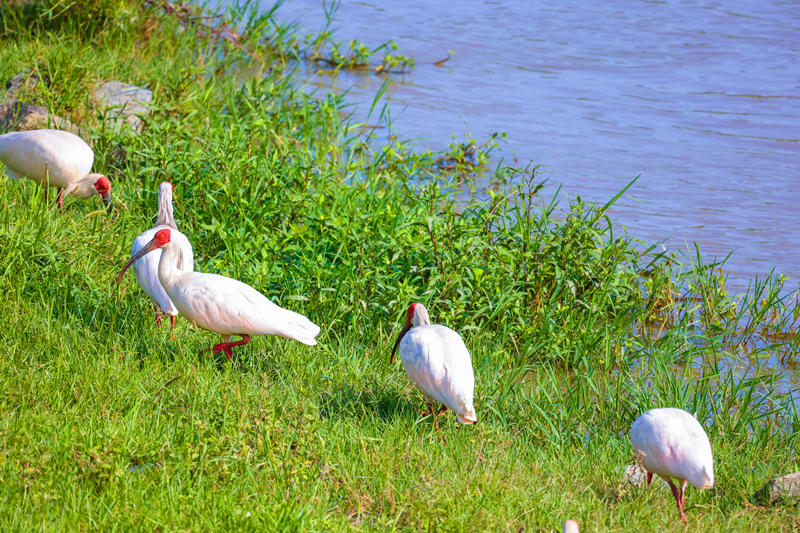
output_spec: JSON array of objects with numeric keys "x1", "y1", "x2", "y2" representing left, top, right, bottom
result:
[{"x1": 263, "y1": 0, "x2": 800, "y2": 296}]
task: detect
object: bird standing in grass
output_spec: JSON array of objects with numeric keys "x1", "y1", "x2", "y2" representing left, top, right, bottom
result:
[
  {"x1": 117, "y1": 228, "x2": 320, "y2": 358},
  {"x1": 0, "y1": 129, "x2": 113, "y2": 213},
  {"x1": 130, "y1": 182, "x2": 194, "y2": 331},
  {"x1": 630, "y1": 407, "x2": 714, "y2": 522},
  {"x1": 391, "y1": 303, "x2": 476, "y2": 431}
]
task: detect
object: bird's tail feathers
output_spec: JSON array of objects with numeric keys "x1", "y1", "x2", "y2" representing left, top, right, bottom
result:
[
  {"x1": 457, "y1": 408, "x2": 477, "y2": 425},
  {"x1": 274, "y1": 308, "x2": 320, "y2": 346}
]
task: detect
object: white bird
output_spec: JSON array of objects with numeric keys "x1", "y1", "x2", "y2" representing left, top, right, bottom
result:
[
  {"x1": 562, "y1": 520, "x2": 580, "y2": 533},
  {"x1": 630, "y1": 407, "x2": 714, "y2": 522},
  {"x1": 0, "y1": 129, "x2": 112, "y2": 212},
  {"x1": 117, "y1": 228, "x2": 320, "y2": 358},
  {"x1": 130, "y1": 182, "x2": 194, "y2": 330},
  {"x1": 390, "y1": 303, "x2": 476, "y2": 430}
]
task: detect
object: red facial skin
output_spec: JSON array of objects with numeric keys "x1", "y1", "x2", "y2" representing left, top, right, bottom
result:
[
  {"x1": 116, "y1": 229, "x2": 172, "y2": 284},
  {"x1": 93, "y1": 176, "x2": 111, "y2": 197}
]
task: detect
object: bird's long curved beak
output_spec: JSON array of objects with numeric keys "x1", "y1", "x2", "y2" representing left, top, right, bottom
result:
[
  {"x1": 116, "y1": 239, "x2": 156, "y2": 284},
  {"x1": 102, "y1": 193, "x2": 114, "y2": 217},
  {"x1": 390, "y1": 322, "x2": 411, "y2": 363}
]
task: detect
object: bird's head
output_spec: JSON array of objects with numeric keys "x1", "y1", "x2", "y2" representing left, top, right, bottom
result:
[
  {"x1": 390, "y1": 303, "x2": 431, "y2": 363},
  {"x1": 92, "y1": 174, "x2": 113, "y2": 214},
  {"x1": 116, "y1": 228, "x2": 172, "y2": 284}
]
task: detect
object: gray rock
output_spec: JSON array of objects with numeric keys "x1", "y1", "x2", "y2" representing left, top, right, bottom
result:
[
  {"x1": 753, "y1": 472, "x2": 800, "y2": 506},
  {"x1": 0, "y1": 101, "x2": 80, "y2": 135},
  {"x1": 3, "y1": 69, "x2": 40, "y2": 102},
  {"x1": 0, "y1": 69, "x2": 80, "y2": 136},
  {"x1": 91, "y1": 81, "x2": 152, "y2": 133}
]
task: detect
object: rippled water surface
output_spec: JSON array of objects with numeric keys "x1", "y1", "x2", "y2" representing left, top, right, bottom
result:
[{"x1": 255, "y1": 0, "x2": 800, "y2": 294}]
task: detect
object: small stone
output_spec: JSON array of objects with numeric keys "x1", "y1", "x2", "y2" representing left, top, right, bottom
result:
[
  {"x1": 753, "y1": 472, "x2": 800, "y2": 506},
  {"x1": 91, "y1": 81, "x2": 152, "y2": 133}
]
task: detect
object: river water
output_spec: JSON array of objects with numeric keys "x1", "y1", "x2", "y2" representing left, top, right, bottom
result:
[{"x1": 260, "y1": 0, "x2": 800, "y2": 297}]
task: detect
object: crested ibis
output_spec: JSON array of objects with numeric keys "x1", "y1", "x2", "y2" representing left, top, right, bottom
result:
[
  {"x1": 130, "y1": 182, "x2": 194, "y2": 330},
  {"x1": 117, "y1": 228, "x2": 319, "y2": 358},
  {"x1": 0, "y1": 129, "x2": 113, "y2": 213},
  {"x1": 630, "y1": 407, "x2": 714, "y2": 522},
  {"x1": 391, "y1": 303, "x2": 476, "y2": 430}
]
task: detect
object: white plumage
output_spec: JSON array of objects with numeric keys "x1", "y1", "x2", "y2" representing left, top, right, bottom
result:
[
  {"x1": 630, "y1": 407, "x2": 714, "y2": 522},
  {"x1": 562, "y1": 520, "x2": 580, "y2": 533},
  {"x1": 391, "y1": 303, "x2": 476, "y2": 428},
  {"x1": 118, "y1": 228, "x2": 320, "y2": 358},
  {"x1": 0, "y1": 129, "x2": 112, "y2": 211},
  {"x1": 130, "y1": 182, "x2": 194, "y2": 327}
]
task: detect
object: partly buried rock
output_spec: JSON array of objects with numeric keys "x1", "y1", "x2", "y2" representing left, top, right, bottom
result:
[
  {"x1": 0, "y1": 70, "x2": 78, "y2": 134},
  {"x1": 91, "y1": 81, "x2": 152, "y2": 133},
  {"x1": 1, "y1": 70, "x2": 80, "y2": 134},
  {"x1": 0, "y1": 101, "x2": 80, "y2": 134},
  {"x1": 5, "y1": 69, "x2": 40, "y2": 97},
  {"x1": 753, "y1": 472, "x2": 800, "y2": 506}
]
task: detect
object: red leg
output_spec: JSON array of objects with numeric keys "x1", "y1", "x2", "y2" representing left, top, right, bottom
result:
[
  {"x1": 56, "y1": 189, "x2": 64, "y2": 208},
  {"x1": 199, "y1": 334, "x2": 251, "y2": 360},
  {"x1": 647, "y1": 472, "x2": 653, "y2": 487},
  {"x1": 666, "y1": 479, "x2": 687, "y2": 523},
  {"x1": 170, "y1": 315, "x2": 175, "y2": 330},
  {"x1": 431, "y1": 404, "x2": 447, "y2": 444},
  {"x1": 155, "y1": 311, "x2": 162, "y2": 327}
]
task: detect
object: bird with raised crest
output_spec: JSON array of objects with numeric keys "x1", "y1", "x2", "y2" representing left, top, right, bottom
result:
[{"x1": 129, "y1": 182, "x2": 194, "y2": 331}]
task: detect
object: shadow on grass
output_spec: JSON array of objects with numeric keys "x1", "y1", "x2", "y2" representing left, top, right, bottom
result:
[{"x1": 318, "y1": 378, "x2": 411, "y2": 423}]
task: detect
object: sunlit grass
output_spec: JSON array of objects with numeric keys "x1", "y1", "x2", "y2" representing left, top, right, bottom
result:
[{"x1": 0, "y1": 1, "x2": 798, "y2": 530}]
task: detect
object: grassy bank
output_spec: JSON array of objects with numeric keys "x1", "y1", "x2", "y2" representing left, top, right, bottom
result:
[{"x1": 1, "y1": 1, "x2": 798, "y2": 530}]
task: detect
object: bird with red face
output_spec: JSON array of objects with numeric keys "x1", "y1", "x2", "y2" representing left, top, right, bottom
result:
[
  {"x1": 391, "y1": 303, "x2": 477, "y2": 431},
  {"x1": 0, "y1": 129, "x2": 113, "y2": 213},
  {"x1": 117, "y1": 228, "x2": 320, "y2": 359}
]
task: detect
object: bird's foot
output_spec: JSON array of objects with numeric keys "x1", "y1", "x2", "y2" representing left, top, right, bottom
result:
[
  {"x1": 155, "y1": 313, "x2": 162, "y2": 327},
  {"x1": 199, "y1": 334, "x2": 250, "y2": 361}
]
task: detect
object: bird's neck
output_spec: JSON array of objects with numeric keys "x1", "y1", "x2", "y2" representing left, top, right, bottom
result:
[
  {"x1": 157, "y1": 242, "x2": 183, "y2": 290},
  {"x1": 71, "y1": 176, "x2": 96, "y2": 199},
  {"x1": 155, "y1": 191, "x2": 177, "y2": 228}
]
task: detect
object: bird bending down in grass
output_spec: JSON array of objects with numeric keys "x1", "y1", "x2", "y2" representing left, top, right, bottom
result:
[
  {"x1": 130, "y1": 182, "x2": 194, "y2": 331},
  {"x1": 630, "y1": 407, "x2": 714, "y2": 522},
  {"x1": 117, "y1": 228, "x2": 320, "y2": 358},
  {"x1": 0, "y1": 129, "x2": 113, "y2": 213},
  {"x1": 391, "y1": 303, "x2": 476, "y2": 431}
]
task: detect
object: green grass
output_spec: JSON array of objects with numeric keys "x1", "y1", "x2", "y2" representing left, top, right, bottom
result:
[{"x1": 0, "y1": 1, "x2": 798, "y2": 530}]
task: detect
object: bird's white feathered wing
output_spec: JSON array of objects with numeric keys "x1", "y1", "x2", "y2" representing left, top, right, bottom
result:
[
  {"x1": 166, "y1": 271, "x2": 320, "y2": 345},
  {"x1": 0, "y1": 129, "x2": 93, "y2": 188},
  {"x1": 630, "y1": 407, "x2": 714, "y2": 489},
  {"x1": 399, "y1": 324, "x2": 476, "y2": 424}
]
